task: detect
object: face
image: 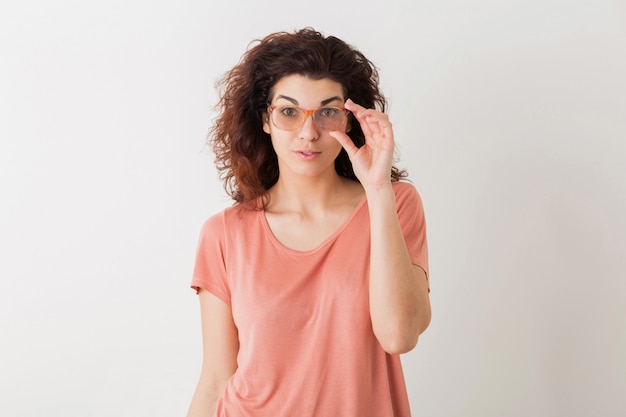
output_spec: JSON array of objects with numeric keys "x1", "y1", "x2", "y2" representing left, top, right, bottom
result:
[{"x1": 263, "y1": 74, "x2": 350, "y2": 180}]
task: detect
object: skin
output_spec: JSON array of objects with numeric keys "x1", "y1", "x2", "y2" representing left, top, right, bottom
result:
[{"x1": 187, "y1": 74, "x2": 431, "y2": 417}]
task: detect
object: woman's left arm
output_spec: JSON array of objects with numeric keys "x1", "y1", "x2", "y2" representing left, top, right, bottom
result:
[
  {"x1": 330, "y1": 100, "x2": 431, "y2": 355},
  {"x1": 365, "y1": 185, "x2": 431, "y2": 354}
]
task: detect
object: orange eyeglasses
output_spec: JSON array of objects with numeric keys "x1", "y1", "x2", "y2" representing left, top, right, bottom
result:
[{"x1": 268, "y1": 105, "x2": 350, "y2": 131}]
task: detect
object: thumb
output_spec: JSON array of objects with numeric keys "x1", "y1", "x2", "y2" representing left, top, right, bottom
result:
[{"x1": 329, "y1": 131, "x2": 358, "y2": 157}]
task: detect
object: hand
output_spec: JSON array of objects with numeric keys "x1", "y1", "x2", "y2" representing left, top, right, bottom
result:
[{"x1": 329, "y1": 99, "x2": 395, "y2": 190}]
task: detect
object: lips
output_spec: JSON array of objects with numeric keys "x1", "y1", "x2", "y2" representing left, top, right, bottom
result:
[{"x1": 295, "y1": 149, "x2": 321, "y2": 160}]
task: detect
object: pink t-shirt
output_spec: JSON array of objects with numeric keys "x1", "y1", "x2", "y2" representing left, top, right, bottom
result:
[{"x1": 191, "y1": 181, "x2": 429, "y2": 417}]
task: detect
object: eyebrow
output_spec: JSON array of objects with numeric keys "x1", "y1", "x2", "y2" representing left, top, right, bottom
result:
[{"x1": 275, "y1": 95, "x2": 344, "y2": 106}]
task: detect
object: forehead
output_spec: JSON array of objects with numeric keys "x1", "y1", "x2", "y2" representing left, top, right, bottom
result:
[{"x1": 270, "y1": 74, "x2": 345, "y2": 104}]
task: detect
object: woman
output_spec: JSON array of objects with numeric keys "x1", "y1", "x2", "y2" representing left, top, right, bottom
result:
[{"x1": 188, "y1": 28, "x2": 431, "y2": 417}]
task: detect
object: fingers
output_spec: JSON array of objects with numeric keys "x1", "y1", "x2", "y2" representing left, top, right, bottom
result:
[
  {"x1": 344, "y1": 99, "x2": 392, "y2": 139},
  {"x1": 344, "y1": 99, "x2": 386, "y2": 121}
]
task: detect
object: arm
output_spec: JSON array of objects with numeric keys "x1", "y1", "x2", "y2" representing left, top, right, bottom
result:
[
  {"x1": 366, "y1": 185, "x2": 431, "y2": 354},
  {"x1": 187, "y1": 289, "x2": 239, "y2": 417},
  {"x1": 330, "y1": 99, "x2": 431, "y2": 355}
]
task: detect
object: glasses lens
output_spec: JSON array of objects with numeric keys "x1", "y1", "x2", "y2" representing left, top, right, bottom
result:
[
  {"x1": 313, "y1": 107, "x2": 346, "y2": 130},
  {"x1": 272, "y1": 106, "x2": 304, "y2": 131}
]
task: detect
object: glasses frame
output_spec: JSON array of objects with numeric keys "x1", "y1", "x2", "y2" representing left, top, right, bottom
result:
[{"x1": 267, "y1": 105, "x2": 351, "y2": 131}]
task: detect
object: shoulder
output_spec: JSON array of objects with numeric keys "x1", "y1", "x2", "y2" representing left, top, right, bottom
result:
[
  {"x1": 392, "y1": 181, "x2": 423, "y2": 207},
  {"x1": 198, "y1": 204, "x2": 259, "y2": 238}
]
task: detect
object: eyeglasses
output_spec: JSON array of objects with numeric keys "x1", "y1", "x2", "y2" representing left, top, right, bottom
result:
[{"x1": 267, "y1": 105, "x2": 350, "y2": 131}]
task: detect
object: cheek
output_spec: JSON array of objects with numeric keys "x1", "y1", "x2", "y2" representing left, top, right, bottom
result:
[
  {"x1": 330, "y1": 138, "x2": 345, "y2": 157},
  {"x1": 269, "y1": 133, "x2": 289, "y2": 155}
]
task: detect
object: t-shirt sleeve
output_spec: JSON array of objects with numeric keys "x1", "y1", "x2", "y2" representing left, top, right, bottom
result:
[
  {"x1": 394, "y1": 182, "x2": 430, "y2": 286},
  {"x1": 190, "y1": 211, "x2": 231, "y2": 305}
]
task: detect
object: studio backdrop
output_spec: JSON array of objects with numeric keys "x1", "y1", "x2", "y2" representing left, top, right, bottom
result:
[{"x1": 1, "y1": 1, "x2": 625, "y2": 416}]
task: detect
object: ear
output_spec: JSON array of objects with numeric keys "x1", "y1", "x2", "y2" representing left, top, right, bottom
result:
[{"x1": 263, "y1": 113, "x2": 271, "y2": 134}]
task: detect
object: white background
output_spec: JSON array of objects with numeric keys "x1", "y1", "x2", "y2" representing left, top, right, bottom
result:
[{"x1": 1, "y1": 1, "x2": 625, "y2": 416}]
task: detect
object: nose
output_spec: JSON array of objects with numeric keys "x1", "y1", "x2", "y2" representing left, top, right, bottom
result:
[{"x1": 298, "y1": 113, "x2": 320, "y2": 141}]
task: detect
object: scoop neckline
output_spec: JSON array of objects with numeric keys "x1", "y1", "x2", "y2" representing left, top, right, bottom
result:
[{"x1": 258, "y1": 195, "x2": 368, "y2": 256}]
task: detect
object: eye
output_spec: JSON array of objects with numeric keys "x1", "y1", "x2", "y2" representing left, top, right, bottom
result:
[
  {"x1": 318, "y1": 107, "x2": 340, "y2": 118},
  {"x1": 279, "y1": 107, "x2": 299, "y2": 118}
]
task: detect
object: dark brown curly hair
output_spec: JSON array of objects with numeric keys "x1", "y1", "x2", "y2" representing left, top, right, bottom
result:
[{"x1": 210, "y1": 28, "x2": 407, "y2": 206}]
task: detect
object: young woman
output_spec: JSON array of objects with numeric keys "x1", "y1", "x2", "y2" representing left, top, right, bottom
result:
[{"x1": 187, "y1": 28, "x2": 431, "y2": 417}]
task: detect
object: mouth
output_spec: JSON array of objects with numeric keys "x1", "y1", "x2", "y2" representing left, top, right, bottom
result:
[{"x1": 295, "y1": 150, "x2": 321, "y2": 160}]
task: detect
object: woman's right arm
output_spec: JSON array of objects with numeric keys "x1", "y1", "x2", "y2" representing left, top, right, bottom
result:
[{"x1": 187, "y1": 288, "x2": 239, "y2": 417}]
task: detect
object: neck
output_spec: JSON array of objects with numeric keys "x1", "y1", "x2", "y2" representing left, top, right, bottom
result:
[{"x1": 267, "y1": 172, "x2": 351, "y2": 213}]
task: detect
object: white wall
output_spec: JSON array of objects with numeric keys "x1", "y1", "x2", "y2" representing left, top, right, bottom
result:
[{"x1": 1, "y1": 1, "x2": 624, "y2": 416}]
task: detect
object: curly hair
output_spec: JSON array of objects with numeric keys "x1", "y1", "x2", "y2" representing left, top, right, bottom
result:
[{"x1": 210, "y1": 28, "x2": 407, "y2": 206}]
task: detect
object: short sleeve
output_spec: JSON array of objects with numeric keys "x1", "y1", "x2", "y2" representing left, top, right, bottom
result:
[
  {"x1": 190, "y1": 211, "x2": 231, "y2": 305},
  {"x1": 394, "y1": 182, "x2": 429, "y2": 286}
]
